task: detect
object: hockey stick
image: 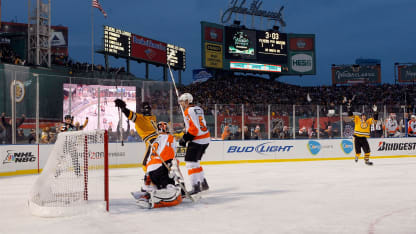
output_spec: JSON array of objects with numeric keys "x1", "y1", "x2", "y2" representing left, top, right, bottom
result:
[
  {"x1": 114, "y1": 68, "x2": 124, "y2": 146},
  {"x1": 165, "y1": 56, "x2": 198, "y2": 201},
  {"x1": 166, "y1": 55, "x2": 185, "y2": 118}
]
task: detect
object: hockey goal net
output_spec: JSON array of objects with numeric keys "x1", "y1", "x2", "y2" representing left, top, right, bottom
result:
[{"x1": 28, "y1": 130, "x2": 109, "y2": 217}]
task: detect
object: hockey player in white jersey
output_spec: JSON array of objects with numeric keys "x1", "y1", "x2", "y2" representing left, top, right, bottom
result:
[
  {"x1": 384, "y1": 113, "x2": 400, "y2": 137},
  {"x1": 178, "y1": 93, "x2": 210, "y2": 195}
]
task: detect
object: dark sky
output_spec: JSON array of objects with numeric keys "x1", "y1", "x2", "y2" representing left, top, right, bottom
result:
[{"x1": 2, "y1": 0, "x2": 416, "y2": 86}]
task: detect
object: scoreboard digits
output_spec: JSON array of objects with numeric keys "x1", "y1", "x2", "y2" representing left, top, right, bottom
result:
[
  {"x1": 167, "y1": 44, "x2": 186, "y2": 70},
  {"x1": 224, "y1": 27, "x2": 288, "y2": 65},
  {"x1": 104, "y1": 26, "x2": 131, "y2": 57},
  {"x1": 103, "y1": 25, "x2": 186, "y2": 70},
  {"x1": 256, "y1": 31, "x2": 287, "y2": 63}
]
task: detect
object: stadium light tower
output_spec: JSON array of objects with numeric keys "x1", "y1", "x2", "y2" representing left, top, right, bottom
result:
[{"x1": 28, "y1": 0, "x2": 51, "y2": 67}]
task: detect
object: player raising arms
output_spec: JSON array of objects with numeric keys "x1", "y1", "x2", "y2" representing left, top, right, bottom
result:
[
  {"x1": 178, "y1": 93, "x2": 210, "y2": 194},
  {"x1": 114, "y1": 99, "x2": 158, "y2": 190},
  {"x1": 135, "y1": 121, "x2": 182, "y2": 209},
  {"x1": 60, "y1": 114, "x2": 75, "y2": 132},
  {"x1": 346, "y1": 99, "x2": 378, "y2": 165}
]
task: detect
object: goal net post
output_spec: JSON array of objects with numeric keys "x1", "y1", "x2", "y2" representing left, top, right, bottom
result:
[{"x1": 28, "y1": 130, "x2": 109, "y2": 217}]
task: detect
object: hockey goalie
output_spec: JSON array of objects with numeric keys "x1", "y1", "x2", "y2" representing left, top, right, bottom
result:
[{"x1": 133, "y1": 121, "x2": 183, "y2": 209}]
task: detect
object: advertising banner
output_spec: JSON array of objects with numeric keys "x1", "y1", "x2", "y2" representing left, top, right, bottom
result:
[
  {"x1": 221, "y1": 139, "x2": 354, "y2": 161},
  {"x1": 131, "y1": 33, "x2": 167, "y2": 65},
  {"x1": 192, "y1": 69, "x2": 214, "y2": 83},
  {"x1": 369, "y1": 138, "x2": 416, "y2": 156},
  {"x1": 332, "y1": 64, "x2": 381, "y2": 84},
  {"x1": 2, "y1": 137, "x2": 416, "y2": 176},
  {"x1": 204, "y1": 26, "x2": 223, "y2": 43},
  {"x1": 289, "y1": 52, "x2": 314, "y2": 74},
  {"x1": 289, "y1": 37, "x2": 314, "y2": 51},
  {"x1": 0, "y1": 145, "x2": 38, "y2": 173},
  {"x1": 204, "y1": 42, "x2": 223, "y2": 69},
  {"x1": 398, "y1": 65, "x2": 416, "y2": 83}
]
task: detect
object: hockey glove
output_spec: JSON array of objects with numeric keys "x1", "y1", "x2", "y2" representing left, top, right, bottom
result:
[
  {"x1": 183, "y1": 132, "x2": 195, "y2": 142},
  {"x1": 346, "y1": 101, "x2": 352, "y2": 111},
  {"x1": 114, "y1": 99, "x2": 126, "y2": 109},
  {"x1": 179, "y1": 138, "x2": 187, "y2": 147},
  {"x1": 114, "y1": 99, "x2": 131, "y2": 118},
  {"x1": 372, "y1": 105, "x2": 377, "y2": 112}
]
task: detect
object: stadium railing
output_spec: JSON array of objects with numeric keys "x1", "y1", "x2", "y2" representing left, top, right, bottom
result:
[{"x1": 0, "y1": 68, "x2": 412, "y2": 145}]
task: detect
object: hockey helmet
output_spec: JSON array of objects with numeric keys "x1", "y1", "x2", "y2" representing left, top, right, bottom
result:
[
  {"x1": 157, "y1": 121, "x2": 169, "y2": 133},
  {"x1": 142, "y1": 102, "x2": 152, "y2": 116},
  {"x1": 64, "y1": 114, "x2": 72, "y2": 120},
  {"x1": 178, "y1": 93, "x2": 193, "y2": 104}
]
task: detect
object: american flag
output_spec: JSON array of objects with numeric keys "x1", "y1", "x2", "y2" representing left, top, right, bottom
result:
[{"x1": 92, "y1": 0, "x2": 107, "y2": 18}]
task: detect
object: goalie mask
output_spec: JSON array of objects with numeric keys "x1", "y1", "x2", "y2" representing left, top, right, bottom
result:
[
  {"x1": 157, "y1": 121, "x2": 169, "y2": 133},
  {"x1": 142, "y1": 102, "x2": 152, "y2": 116}
]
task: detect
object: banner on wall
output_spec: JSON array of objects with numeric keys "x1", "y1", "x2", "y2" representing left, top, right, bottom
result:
[
  {"x1": 2, "y1": 138, "x2": 416, "y2": 176},
  {"x1": 0, "y1": 145, "x2": 38, "y2": 173}
]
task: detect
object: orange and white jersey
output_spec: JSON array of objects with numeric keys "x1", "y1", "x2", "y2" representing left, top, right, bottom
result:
[
  {"x1": 408, "y1": 120, "x2": 416, "y2": 136},
  {"x1": 384, "y1": 118, "x2": 399, "y2": 134},
  {"x1": 184, "y1": 105, "x2": 211, "y2": 144},
  {"x1": 146, "y1": 133, "x2": 176, "y2": 172}
]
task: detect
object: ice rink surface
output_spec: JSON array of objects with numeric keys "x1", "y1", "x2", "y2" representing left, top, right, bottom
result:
[{"x1": 1, "y1": 158, "x2": 416, "y2": 234}]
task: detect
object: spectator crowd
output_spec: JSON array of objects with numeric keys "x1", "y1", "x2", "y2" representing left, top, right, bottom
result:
[{"x1": 179, "y1": 74, "x2": 416, "y2": 109}]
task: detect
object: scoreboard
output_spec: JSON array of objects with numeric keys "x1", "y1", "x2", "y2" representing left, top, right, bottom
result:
[
  {"x1": 202, "y1": 21, "x2": 315, "y2": 76},
  {"x1": 167, "y1": 44, "x2": 186, "y2": 70},
  {"x1": 256, "y1": 31, "x2": 287, "y2": 64},
  {"x1": 104, "y1": 26, "x2": 131, "y2": 57},
  {"x1": 102, "y1": 26, "x2": 186, "y2": 71}
]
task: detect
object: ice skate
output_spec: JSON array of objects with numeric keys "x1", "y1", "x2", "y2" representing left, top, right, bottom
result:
[
  {"x1": 189, "y1": 182, "x2": 201, "y2": 195},
  {"x1": 201, "y1": 178, "x2": 209, "y2": 192},
  {"x1": 365, "y1": 160, "x2": 373, "y2": 166},
  {"x1": 135, "y1": 193, "x2": 151, "y2": 209}
]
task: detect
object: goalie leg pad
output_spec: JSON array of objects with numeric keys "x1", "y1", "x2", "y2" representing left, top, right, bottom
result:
[
  {"x1": 135, "y1": 192, "x2": 151, "y2": 209},
  {"x1": 150, "y1": 185, "x2": 182, "y2": 208}
]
